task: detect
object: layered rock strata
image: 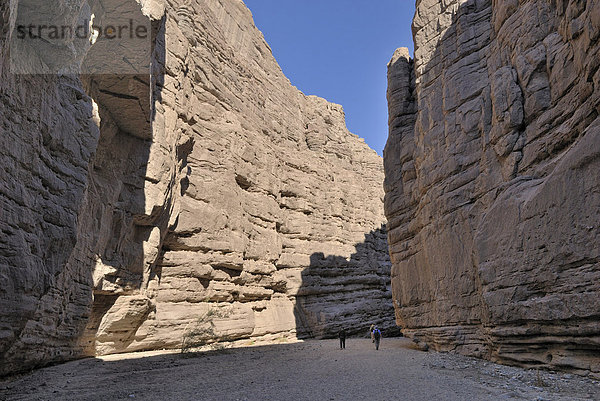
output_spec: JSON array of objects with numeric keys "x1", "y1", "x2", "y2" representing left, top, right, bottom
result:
[
  {"x1": 0, "y1": 0, "x2": 394, "y2": 375},
  {"x1": 385, "y1": 0, "x2": 600, "y2": 376}
]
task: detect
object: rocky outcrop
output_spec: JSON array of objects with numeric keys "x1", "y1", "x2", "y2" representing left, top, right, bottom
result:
[
  {"x1": 0, "y1": 0, "x2": 102, "y2": 373},
  {"x1": 385, "y1": 0, "x2": 600, "y2": 376},
  {"x1": 1, "y1": 0, "x2": 394, "y2": 375},
  {"x1": 110, "y1": 0, "x2": 395, "y2": 354}
]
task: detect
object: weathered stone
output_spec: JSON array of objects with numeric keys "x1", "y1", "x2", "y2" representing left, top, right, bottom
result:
[
  {"x1": 0, "y1": 0, "x2": 394, "y2": 375},
  {"x1": 385, "y1": 0, "x2": 600, "y2": 377}
]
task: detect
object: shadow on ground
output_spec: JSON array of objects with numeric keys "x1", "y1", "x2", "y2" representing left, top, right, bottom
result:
[
  {"x1": 3, "y1": 338, "x2": 598, "y2": 401},
  {"x1": 294, "y1": 226, "x2": 401, "y2": 340}
]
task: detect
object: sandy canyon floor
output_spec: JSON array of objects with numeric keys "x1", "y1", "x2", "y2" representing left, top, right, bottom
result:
[{"x1": 1, "y1": 338, "x2": 599, "y2": 400}]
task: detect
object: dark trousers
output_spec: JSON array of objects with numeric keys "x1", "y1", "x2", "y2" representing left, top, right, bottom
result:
[
  {"x1": 375, "y1": 338, "x2": 380, "y2": 350},
  {"x1": 340, "y1": 338, "x2": 345, "y2": 349}
]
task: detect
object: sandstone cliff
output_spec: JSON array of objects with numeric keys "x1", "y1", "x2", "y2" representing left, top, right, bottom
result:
[
  {"x1": 0, "y1": 0, "x2": 393, "y2": 375},
  {"x1": 385, "y1": 0, "x2": 600, "y2": 376}
]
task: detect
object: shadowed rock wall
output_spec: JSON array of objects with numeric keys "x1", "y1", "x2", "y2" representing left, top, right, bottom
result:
[
  {"x1": 1, "y1": 0, "x2": 394, "y2": 375},
  {"x1": 0, "y1": 0, "x2": 100, "y2": 373},
  {"x1": 385, "y1": 0, "x2": 600, "y2": 376},
  {"x1": 113, "y1": 0, "x2": 396, "y2": 353}
]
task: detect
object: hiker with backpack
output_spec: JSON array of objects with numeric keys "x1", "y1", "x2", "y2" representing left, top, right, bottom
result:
[{"x1": 373, "y1": 326, "x2": 382, "y2": 350}]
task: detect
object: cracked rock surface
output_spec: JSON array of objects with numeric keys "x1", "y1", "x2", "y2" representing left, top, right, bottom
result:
[
  {"x1": 385, "y1": 0, "x2": 600, "y2": 377},
  {"x1": 1, "y1": 0, "x2": 393, "y2": 375}
]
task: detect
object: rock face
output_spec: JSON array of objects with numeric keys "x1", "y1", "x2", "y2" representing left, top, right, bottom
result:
[
  {"x1": 385, "y1": 0, "x2": 600, "y2": 376},
  {"x1": 0, "y1": 0, "x2": 394, "y2": 375}
]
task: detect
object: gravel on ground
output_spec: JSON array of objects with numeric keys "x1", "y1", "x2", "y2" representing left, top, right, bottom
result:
[{"x1": 1, "y1": 338, "x2": 599, "y2": 400}]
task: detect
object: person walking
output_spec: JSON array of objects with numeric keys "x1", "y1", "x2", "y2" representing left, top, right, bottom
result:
[
  {"x1": 339, "y1": 328, "x2": 346, "y2": 349},
  {"x1": 369, "y1": 324, "x2": 375, "y2": 343},
  {"x1": 373, "y1": 326, "x2": 381, "y2": 350}
]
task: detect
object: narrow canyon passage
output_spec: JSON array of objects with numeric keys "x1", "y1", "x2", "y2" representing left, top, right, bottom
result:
[
  {"x1": 0, "y1": 0, "x2": 396, "y2": 376},
  {"x1": 2, "y1": 339, "x2": 599, "y2": 401},
  {"x1": 2, "y1": 0, "x2": 599, "y2": 387}
]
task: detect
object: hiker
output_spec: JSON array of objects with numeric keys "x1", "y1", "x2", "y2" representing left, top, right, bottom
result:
[
  {"x1": 339, "y1": 328, "x2": 346, "y2": 349},
  {"x1": 369, "y1": 324, "x2": 375, "y2": 343},
  {"x1": 373, "y1": 326, "x2": 382, "y2": 350}
]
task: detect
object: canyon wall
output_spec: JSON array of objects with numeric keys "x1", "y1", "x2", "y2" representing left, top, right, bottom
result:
[
  {"x1": 0, "y1": 0, "x2": 394, "y2": 375},
  {"x1": 385, "y1": 0, "x2": 600, "y2": 376}
]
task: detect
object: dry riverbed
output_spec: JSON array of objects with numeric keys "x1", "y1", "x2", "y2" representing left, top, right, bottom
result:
[{"x1": 1, "y1": 338, "x2": 599, "y2": 400}]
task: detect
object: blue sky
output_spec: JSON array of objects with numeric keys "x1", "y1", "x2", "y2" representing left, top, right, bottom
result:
[{"x1": 243, "y1": 0, "x2": 416, "y2": 156}]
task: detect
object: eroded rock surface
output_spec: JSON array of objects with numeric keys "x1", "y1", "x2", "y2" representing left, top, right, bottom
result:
[
  {"x1": 0, "y1": 0, "x2": 393, "y2": 375},
  {"x1": 385, "y1": 0, "x2": 600, "y2": 376}
]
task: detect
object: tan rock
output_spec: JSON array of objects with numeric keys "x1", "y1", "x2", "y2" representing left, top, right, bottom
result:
[
  {"x1": 0, "y1": 0, "x2": 394, "y2": 375},
  {"x1": 385, "y1": 0, "x2": 600, "y2": 377}
]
